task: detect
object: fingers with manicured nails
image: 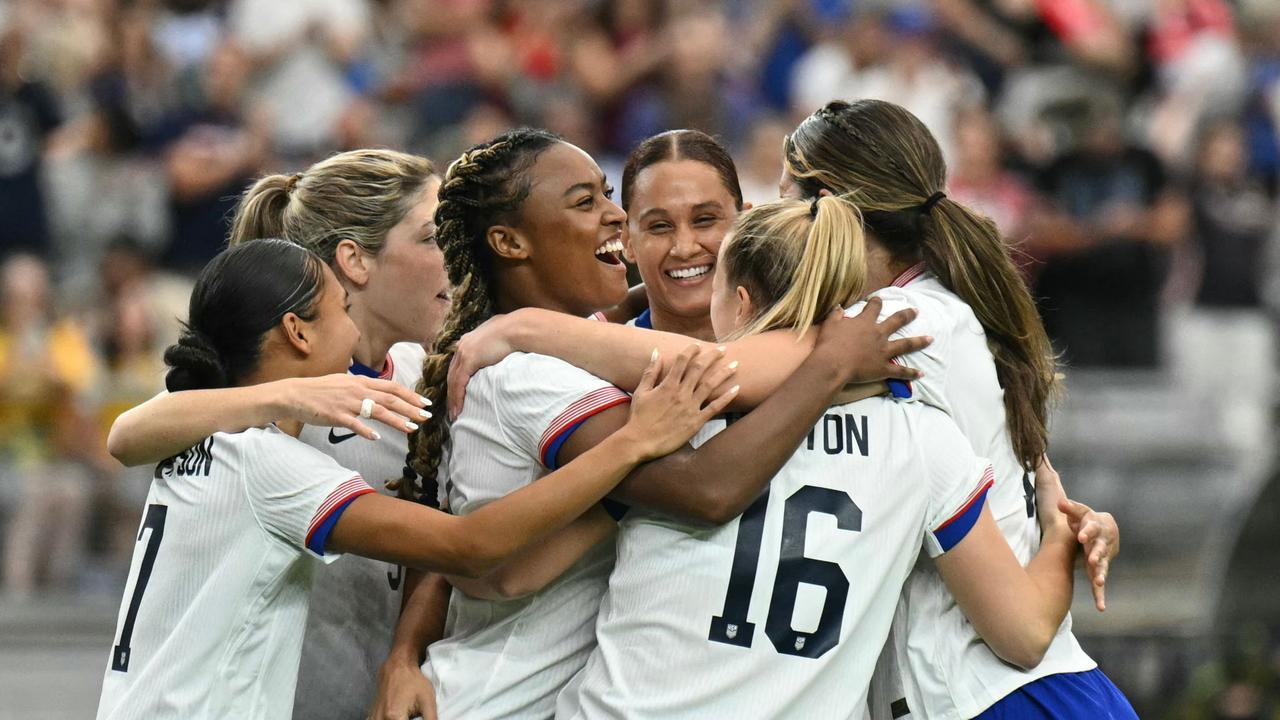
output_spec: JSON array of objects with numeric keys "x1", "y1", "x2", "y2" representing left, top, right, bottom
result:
[
  {"x1": 636, "y1": 348, "x2": 661, "y2": 395},
  {"x1": 680, "y1": 347, "x2": 714, "y2": 391},
  {"x1": 699, "y1": 382, "x2": 739, "y2": 421},
  {"x1": 666, "y1": 345, "x2": 696, "y2": 387},
  {"x1": 694, "y1": 359, "x2": 738, "y2": 404}
]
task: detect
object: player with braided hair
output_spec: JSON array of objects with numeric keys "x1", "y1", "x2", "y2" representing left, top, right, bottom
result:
[
  {"x1": 439, "y1": 106, "x2": 1127, "y2": 719},
  {"x1": 375, "y1": 128, "x2": 928, "y2": 719}
]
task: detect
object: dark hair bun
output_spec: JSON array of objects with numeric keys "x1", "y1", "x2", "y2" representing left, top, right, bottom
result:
[{"x1": 163, "y1": 329, "x2": 228, "y2": 392}]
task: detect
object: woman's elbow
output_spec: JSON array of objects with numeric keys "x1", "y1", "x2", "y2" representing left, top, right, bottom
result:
[
  {"x1": 106, "y1": 422, "x2": 141, "y2": 466},
  {"x1": 990, "y1": 627, "x2": 1054, "y2": 670}
]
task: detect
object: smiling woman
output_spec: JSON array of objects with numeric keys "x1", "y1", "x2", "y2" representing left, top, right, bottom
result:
[{"x1": 620, "y1": 129, "x2": 744, "y2": 340}]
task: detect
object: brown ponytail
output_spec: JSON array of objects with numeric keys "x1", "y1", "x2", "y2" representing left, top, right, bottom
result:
[{"x1": 785, "y1": 99, "x2": 1057, "y2": 471}]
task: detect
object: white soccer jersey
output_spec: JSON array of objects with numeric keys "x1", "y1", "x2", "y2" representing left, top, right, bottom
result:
[
  {"x1": 423, "y1": 352, "x2": 630, "y2": 720},
  {"x1": 556, "y1": 399, "x2": 993, "y2": 720},
  {"x1": 860, "y1": 265, "x2": 1095, "y2": 719},
  {"x1": 96, "y1": 426, "x2": 373, "y2": 720},
  {"x1": 292, "y1": 341, "x2": 427, "y2": 719}
]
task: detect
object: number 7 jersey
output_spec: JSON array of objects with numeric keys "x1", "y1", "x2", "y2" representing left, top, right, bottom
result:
[{"x1": 556, "y1": 397, "x2": 994, "y2": 720}]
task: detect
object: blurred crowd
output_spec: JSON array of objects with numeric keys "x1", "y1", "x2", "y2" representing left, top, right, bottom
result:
[{"x1": 1, "y1": 0, "x2": 1280, "y2": 713}]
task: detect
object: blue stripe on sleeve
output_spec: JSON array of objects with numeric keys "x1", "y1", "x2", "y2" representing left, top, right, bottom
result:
[
  {"x1": 542, "y1": 418, "x2": 591, "y2": 470},
  {"x1": 887, "y1": 379, "x2": 913, "y2": 398},
  {"x1": 307, "y1": 495, "x2": 363, "y2": 556},
  {"x1": 933, "y1": 484, "x2": 990, "y2": 552}
]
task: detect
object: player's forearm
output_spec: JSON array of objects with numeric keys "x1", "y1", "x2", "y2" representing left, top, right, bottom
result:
[
  {"x1": 943, "y1": 511, "x2": 1077, "y2": 669},
  {"x1": 387, "y1": 570, "x2": 450, "y2": 666},
  {"x1": 107, "y1": 387, "x2": 285, "y2": 466},
  {"x1": 340, "y1": 432, "x2": 646, "y2": 576},
  {"x1": 504, "y1": 308, "x2": 812, "y2": 409},
  {"x1": 450, "y1": 432, "x2": 645, "y2": 575},
  {"x1": 446, "y1": 507, "x2": 617, "y2": 600},
  {"x1": 614, "y1": 347, "x2": 846, "y2": 525}
]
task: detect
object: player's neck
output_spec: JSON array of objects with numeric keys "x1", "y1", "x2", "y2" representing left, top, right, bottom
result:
[
  {"x1": 649, "y1": 306, "x2": 716, "y2": 342},
  {"x1": 345, "y1": 304, "x2": 392, "y2": 372},
  {"x1": 866, "y1": 239, "x2": 915, "y2": 292}
]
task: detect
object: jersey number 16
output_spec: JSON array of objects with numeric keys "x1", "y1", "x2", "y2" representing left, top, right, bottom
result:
[{"x1": 708, "y1": 486, "x2": 861, "y2": 660}]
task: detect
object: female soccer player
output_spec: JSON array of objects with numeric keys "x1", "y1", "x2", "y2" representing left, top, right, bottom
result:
[
  {"x1": 782, "y1": 100, "x2": 1132, "y2": 720},
  {"x1": 96, "y1": 238, "x2": 733, "y2": 720},
  {"x1": 105, "y1": 149, "x2": 452, "y2": 719},
  {"x1": 557, "y1": 195, "x2": 1083, "y2": 719},
  {"x1": 445, "y1": 106, "x2": 1129, "y2": 719},
  {"x1": 387, "y1": 128, "x2": 923, "y2": 720}
]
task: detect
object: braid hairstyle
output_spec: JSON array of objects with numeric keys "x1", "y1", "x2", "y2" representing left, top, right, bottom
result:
[
  {"x1": 407, "y1": 128, "x2": 563, "y2": 505},
  {"x1": 784, "y1": 99, "x2": 1057, "y2": 472}
]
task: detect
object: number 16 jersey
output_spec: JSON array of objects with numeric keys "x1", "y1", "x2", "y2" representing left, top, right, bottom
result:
[{"x1": 557, "y1": 398, "x2": 993, "y2": 720}]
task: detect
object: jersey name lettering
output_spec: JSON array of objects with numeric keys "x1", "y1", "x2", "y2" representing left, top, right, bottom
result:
[
  {"x1": 155, "y1": 437, "x2": 215, "y2": 479},
  {"x1": 805, "y1": 414, "x2": 869, "y2": 456}
]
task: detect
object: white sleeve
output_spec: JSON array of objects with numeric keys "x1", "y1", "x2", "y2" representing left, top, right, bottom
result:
[
  {"x1": 916, "y1": 408, "x2": 994, "y2": 558},
  {"x1": 239, "y1": 431, "x2": 374, "y2": 563},
  {"x1": 845, "y1": 287, "x2": 954, "y2": 410},
  {"x1": 478, "y1": 353, "x2": 631, "y2": 470}
]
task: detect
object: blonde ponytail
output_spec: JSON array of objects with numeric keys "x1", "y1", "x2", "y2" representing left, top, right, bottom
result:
[
  {"x1": 229, "y1": 174, "x2": 294, "y2": 245},
  {"x1": 724, "y1": 195, "x2": 867, "y2": 340}
]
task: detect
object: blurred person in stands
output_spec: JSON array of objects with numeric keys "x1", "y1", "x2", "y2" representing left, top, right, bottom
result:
[
  {"x1": 737, "y1": 114, "x2": 793, "y2": 206},
  {"x1": 44, "y1": 72, "x2": 169, "y2": 295},
  {"x1": 1031, "y1": 97, "x2": 1188, "y2": 367},
  {"x1": 1189, "y1": 119, "x2": 1275, "y2": 308},
  {"x1": 948, "y1": 108, "x2": 1035, "y2": 250},
  {"x1": 791, "y1": 5, "x2": 984, "y2": 163},
  {"x1": 788, "y1": 5, "x2": 893, "y2": 120},
  {"x1": 1142, "y1": 0, "x2": 1247, "y2": 168},
  {"x1": 153, "y1": 41, "x2": 267, "y2": 275},
  {"x1": 391, "y1": 0, "x2": 497, "y2": 148},
  {"x1": 227, "y1": 0, "x2": 371, "y2": 159},
  {"x1": 92, "y1": 279, "x2": 167, "y2": 584},
  {"x1": 935, "y1": 0, "x2": 1135, "y2": 93},
  {"x1": 614, "y1": 4, "x2": 758, "y2": 153},
  {"x1": 0, "y1": 254, "x2": 101, "y2": 597},
  {"x1": 0, "y1": 10, "x2": 61, "y2": 259},
  {"x1": 565, "y1": 0, "x2": 668, "y2": 152}
]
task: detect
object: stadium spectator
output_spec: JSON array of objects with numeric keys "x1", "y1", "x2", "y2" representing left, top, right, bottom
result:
[
  {"x1": 0, "y1": 13, "x2": 60, "y2": 259},
  {"x1": 0, "y1": 254, "x2": 100, "y2": 597},
  {"x1": 948, "y1": 107, "x2": 1036, "y2": 250},
  {"x1": 1031, "y1": 97, "x2": 1188, "y2": 367},
  {"x1": 1188, "y1": 119, "x2": 1276, "y2": 308},
  {"x1": 152, "y1": 41, "x2": 266, "y2": 274}
]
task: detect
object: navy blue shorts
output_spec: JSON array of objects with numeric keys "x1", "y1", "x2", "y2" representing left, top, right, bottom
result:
[{"x1": 973, "y1": 669, "x2": 1138, "y2": 719}]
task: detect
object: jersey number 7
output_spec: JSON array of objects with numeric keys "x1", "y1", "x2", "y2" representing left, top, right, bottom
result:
[
  {"x1": 112, "y1": 504, "x2": 167, "y2": 672},
  {"x1": 708, "y1": 486, "x2": 861, "y2": 660}
]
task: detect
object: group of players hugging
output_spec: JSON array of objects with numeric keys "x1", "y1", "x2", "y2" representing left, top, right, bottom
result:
[{"x1": 95, "y1": 99, "x2": 1138, "y2": 720}]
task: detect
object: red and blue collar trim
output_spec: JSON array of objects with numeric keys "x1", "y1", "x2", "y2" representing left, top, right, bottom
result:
[{"x1": 349, "y1": 353, "x2": 395, "y2": 380}]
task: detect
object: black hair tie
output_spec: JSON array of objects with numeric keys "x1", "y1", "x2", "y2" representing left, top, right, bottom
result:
[
  {"x1": 919, "y1": 191, "x2": 946, "y2": 215},
  {"x1": 810, "y1": 197, "x2": 821, "y2": 219}
]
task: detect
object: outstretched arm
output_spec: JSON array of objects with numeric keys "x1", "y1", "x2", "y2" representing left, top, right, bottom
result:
[
  {"x1": 445, "y1": 506, "x2": 617, "y2": 600},
  {"x1": 328, "y1": 346, "x2": 737, "y2": 576},
  {"x1": 559, "y1": 305, "x2": 902, "y2": 527},
  {"x1": 446, "y1": 300, "x2": 928, "y2": 418},
  {"x1": 108, "y1": 375, "x2": 429, "y2": 466}
]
